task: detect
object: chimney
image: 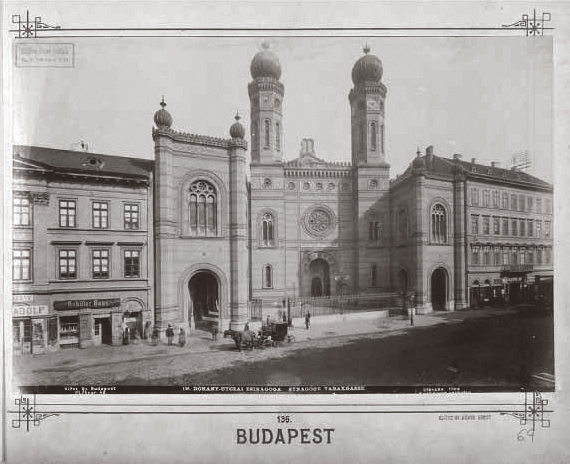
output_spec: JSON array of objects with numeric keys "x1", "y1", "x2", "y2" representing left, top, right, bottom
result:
[
  {"x1": 453, "y1": 153, "x2": 462, "y2": 160},
  {"x1": 471, "y1": 158, "x2": 477, "y2": 164},
  {"x1": 491, "y1": 161, "x2": 500, "y2": 169}
]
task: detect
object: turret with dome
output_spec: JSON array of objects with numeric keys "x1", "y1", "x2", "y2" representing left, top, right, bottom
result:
[
  {"x1": 351, "y1": 45, "x2": 383, "y2": 85},
  {"x1": 250, "y1": 42, "x2": 282, "y2": 80},
  {"x1": 154, "y1": 97, "x2": 173, "y2": 129}
]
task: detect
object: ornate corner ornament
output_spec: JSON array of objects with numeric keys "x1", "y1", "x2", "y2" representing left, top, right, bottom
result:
[
  {"x1": 12, "y1": 10, "x2": 61, "y2": 38},
  {"x1": 12, "y1": 394, "x2": 60, "y2": 432},
  {"x1": 500, "y1": 390, "x2": 551, "y2": 442},
  {"x1": 502, "y1": 9, "x2": 551, "y2": 36}
]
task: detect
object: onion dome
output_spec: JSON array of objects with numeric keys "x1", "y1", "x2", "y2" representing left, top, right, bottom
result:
[
  {"x1": 412, "y1": 147, "x2": 425, "y2": 168},
  {"x1": 154, "y1": 97, "x2": 173, "y2": 128},
  {"x1": 250, "y1": 41, "x2": 282, "y2": 80},
  {"x1": 351, "y1": 45, "x2": 383, "y2": 85},
  {"x1": 229, "y1": 113, "x2": 245, "y2": 139}
]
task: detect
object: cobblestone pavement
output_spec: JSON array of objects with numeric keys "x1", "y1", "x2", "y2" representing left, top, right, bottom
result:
[{"x1": 13, "y1": 308, "x2": 518, "y2": 385}]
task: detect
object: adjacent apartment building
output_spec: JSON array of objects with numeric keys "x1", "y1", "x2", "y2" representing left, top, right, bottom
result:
[{"x1": 12, "y1": 146, "x2": 153, "y2": 354}]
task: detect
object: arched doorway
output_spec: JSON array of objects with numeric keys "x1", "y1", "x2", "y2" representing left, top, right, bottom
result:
[
  {"x1": 309, "y1": 258, "x2": 330, "y2": 297},
  {"x1": 188, "y1": 271, "x2": 219, "y2": 331},
  {"x1": 431, "y1": 268, "x2": 447, "y2": 311}
]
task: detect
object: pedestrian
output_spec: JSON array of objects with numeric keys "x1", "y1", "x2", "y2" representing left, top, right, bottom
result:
[
  {"x1": 282, "y1": 312, "x2": 287, "y2": 323},
  {"x1": 266, "y1": 314, "x2": 271, "y2": 328},
  {"x1": 244, "y1": 322, "x2": 250, "y2": 332},
  {"x1": 166, "y1": 324, "x2": 174, "y2": 346},
  {"x1": 178, "y1": 327, "x2": 186, "y2": 347},
  {"x1": 123, "y1": 326, "x2": 130, "y2": 345},
  {"x1": 305, "y1": 311, "x2": 311, "y2": 329},
  {"x1": 144, "y1": 321, "x2": 152, "y2": 340},
  {"x1": 151, "y1": 327, "x2": 159, "y2": 346},
  {"x1": 211, "y1": 322, "x2": 219, "y2": 340}
]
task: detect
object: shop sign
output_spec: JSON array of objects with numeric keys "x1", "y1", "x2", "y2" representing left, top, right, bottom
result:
[
  {"x1": 54, "y1": 298, "x2": 121, "y2": 311},
  {"x1": 13, "y1": 305, "x2": 48, "y2": 317},
  {"x1": 13, "y1": 295, "x2": 34, "y2": 303}
]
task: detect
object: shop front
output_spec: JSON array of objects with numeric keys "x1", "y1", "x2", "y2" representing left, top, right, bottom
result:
[{"x1": 12, "y1": 304, "x2": 58, "y2": 355}]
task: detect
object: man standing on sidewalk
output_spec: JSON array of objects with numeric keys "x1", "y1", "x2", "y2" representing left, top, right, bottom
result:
[
  {"x1": 166, "y1": 324, "x2": 174, "y2": 346},
  {"x1": 305, "y1": 311, "x2": 311, "y2": 329}
]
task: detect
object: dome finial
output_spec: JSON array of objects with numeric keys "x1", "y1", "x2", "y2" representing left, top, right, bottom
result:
[
  {"x1": 160, "y1": 95, "x2": 166, "y2": 108},
  {"x1": 416, "y1": 146, "x2": 421, "y2": 157},
  {"x1": 234, "y1": 111, "x2": 241, "y2": 121},
  {"x1": 229, "y1": 111, "x2": 245, "y2": 139},
  {"x1": 363, "y1": 43, "x2": 371, "y2": 54},
  {"x1": 261, "y1": 40, "x2": 270, "y2": 50}
]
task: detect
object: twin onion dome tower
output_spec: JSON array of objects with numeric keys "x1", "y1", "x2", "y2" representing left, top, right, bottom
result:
[{"x1": 153, "y1": 42, "x2": 387, "y2": 167}]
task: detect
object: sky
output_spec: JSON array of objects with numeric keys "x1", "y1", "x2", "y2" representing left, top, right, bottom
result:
[{"x1": 12, "y1": 36, "x2": 553, "y2": 182}]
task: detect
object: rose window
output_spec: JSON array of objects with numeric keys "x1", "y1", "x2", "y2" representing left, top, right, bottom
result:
[{"x1": 304, "y1": 208, "x2": 335, "y2": 237}]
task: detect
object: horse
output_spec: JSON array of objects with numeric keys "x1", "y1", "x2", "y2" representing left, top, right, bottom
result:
[{"x1": 224, "y1": 329, "x2": 257, "y2": 351}]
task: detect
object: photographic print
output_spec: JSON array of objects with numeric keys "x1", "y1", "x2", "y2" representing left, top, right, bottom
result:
[{"x1": 3, "y1": 1, "x2": 568, "y2": 463}]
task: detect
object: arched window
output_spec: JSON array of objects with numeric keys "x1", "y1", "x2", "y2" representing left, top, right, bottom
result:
[
  {"x1": 431, "y1": 204, "x2": 447, "y2": 243},
  {"x1": 370, "y1": 122, "x2": 377, "y2": 151},
  {"x1": 275, "y1": 122, "x2": 281, "y2": 151},
  {"x1": 261, "y1": 213, "x2": 275, "y2": 246},
  {"x1": 264, "y1": 119, "x2": 270, "y2": 148},
  {"x1": 398, "y1": 209, "x2": 408, "y2": 244},
  {"x1": 263, "y1": 264, "x2": 273, "y2": 288},
  {"x1": 263, "y1": 178, "x2": 272, "y2": 189},
  {"x1": 188, "y1": 180, "x2": 217, "y2": 236},
  {"x1": 380, "y1": 124, "x2": 385, "y2": 153}
]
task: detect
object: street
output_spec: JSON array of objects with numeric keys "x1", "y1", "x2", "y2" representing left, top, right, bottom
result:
[{"x1": 13, "y1": 307, "x2": 554, "y2": 390}]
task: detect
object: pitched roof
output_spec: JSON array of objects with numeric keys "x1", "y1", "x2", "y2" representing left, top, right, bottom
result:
[{"x1": 13, "y1": 145, "x2": 153, "y2": 179}]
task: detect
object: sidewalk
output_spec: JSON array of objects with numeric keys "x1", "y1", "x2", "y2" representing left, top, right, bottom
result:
[{"x1": 13, "y1": 307, "x2": 517, "y2": 375}]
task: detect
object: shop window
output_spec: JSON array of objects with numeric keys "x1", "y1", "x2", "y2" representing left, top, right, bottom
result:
[
  {"x1": 92, "y1": 201, "x2": 109, "y2": 229},
  {"x1": 124, "y1": 204, "x2": 139, "y2": 230},
  {"x1": 59, "y1": 316, "x2": 79, "y2": 349},
  {"x1": 370, "y1": 264, "x2": 378, "y2": 287},
  {"x1": 431, "y1": 204, "x2": 447, "y2": 244},
  {"x1": 261, "y1": 213, "x2": 275, "y2": 246},
  {"x1": 59, "y1": 199, "x2": 76, "y2": 227},
  {"x1": 263, "y1": 264, "x2": 273, "y2": 288},
  {"x1": 189, "y1": 180, "x2": 217, "y2": 236},
  {"x1": 124, "y1": 250, "x2": 140, "y2": 278},
  {"x1": 13, "y1": 193, "x2": 31, "y2": 226},
  {"x1": 13, "y1": 248, "x2": 31, "y2": 281},
  {"x1": 59, "y1": 249, "x2": 77, "y2": 279},
  {"x1": 92, "y1": 249, "x2": 110, "y2": 279}
]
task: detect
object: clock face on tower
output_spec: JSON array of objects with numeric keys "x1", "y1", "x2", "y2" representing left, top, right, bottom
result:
[{"x1": 366, "y1": 99, "x2": 380, "y2": 110}]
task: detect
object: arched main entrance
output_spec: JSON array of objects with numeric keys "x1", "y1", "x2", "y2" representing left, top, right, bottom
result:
[
  {"x1": 398, "y1": 269, "x2": 408, "y2": 295},
  {"x1": 431, "y1": 268, "x2": 447, "y2": 311},
  {"x1": 309, "y1": 258, "x2": 331, "y2": 297},
  {"x1": 188, "y1": 271, "x2": 219, "y2": 331}
]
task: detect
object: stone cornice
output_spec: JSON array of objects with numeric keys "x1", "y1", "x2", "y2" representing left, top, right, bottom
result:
[
  {"x1": 152, "y1": 127, "x2": 233, "y2": 149},
  {"x1": 284, "y1": 167, "x2": 352, "y2": 178}
]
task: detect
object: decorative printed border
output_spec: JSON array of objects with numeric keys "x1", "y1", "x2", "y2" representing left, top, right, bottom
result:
[
  {"x1": 9, "y1": 9, "x2": 553, "y2": 38},
  {"x1": 502, "y1": 9, "x2": 551, "y2": 36},
  {"x1": 500, "y1": 390, "x2": 551, "y2": 442},
  {"x1": 11, "y1": 10, "x2": 61, "y2": 38},
  {"x1": 11, "y1": 394, "x2": 60, "y2": 432}
]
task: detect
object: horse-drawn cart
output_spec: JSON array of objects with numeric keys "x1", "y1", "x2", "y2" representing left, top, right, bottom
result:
[{"x1": 224, "y1": 321, "x2": 294, "y2": 351}]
